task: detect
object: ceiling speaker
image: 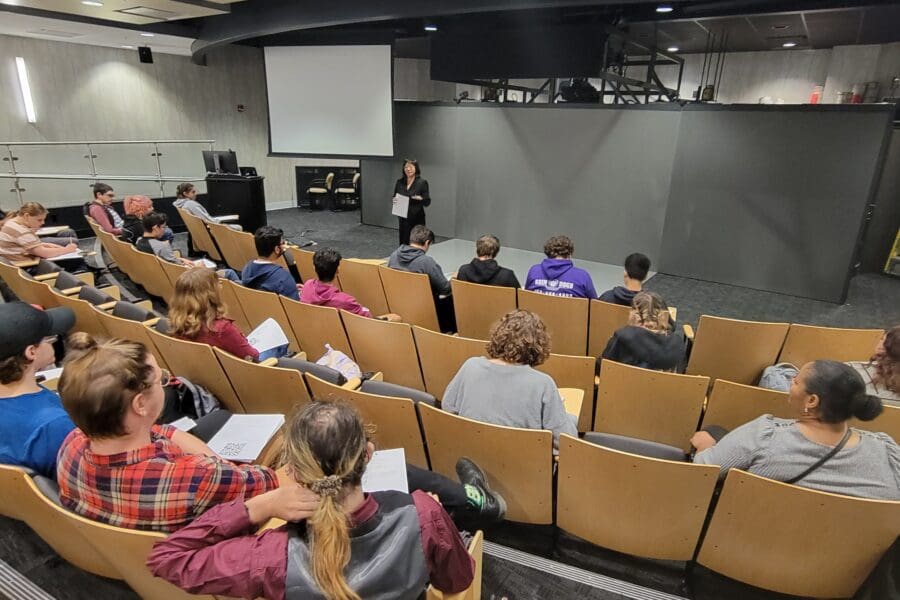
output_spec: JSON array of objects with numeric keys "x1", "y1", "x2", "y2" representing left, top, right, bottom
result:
[{"x1": 138, "y1": 46, "x2": 153, "y2": 64}]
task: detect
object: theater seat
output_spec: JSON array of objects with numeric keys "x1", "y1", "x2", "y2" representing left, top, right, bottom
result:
[
  {"x1": 582, "y1": 432, "x2": 686, "y2": 461},
  {"x1": 111, "y1": 301, "x2": 155, "y2": 322},
  {"x1": 360, "y1": 379, "x2": 437, "y2": 406},
  {"x1": 276, "y1": 356, "x2": 346, "y2": 386}
]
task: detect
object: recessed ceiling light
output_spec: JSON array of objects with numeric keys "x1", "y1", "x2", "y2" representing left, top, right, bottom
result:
[
  {"x1": 424, "y1": 25, "x2": 438, "y2": 32},
  {"x1": 782, "y1": 41, "x2": 797, "y2": 48},
  {"x1": 81, "y1": 1, "x2": 103, "y2": 6},
  {"x1": 140, "y1": 33, "x2": 155, "y2": 37},
  {"x1": 667, "y1": 46, "x2": 679, "y2": 52},
  {"x1": 656, "y1": 5, "x2": 674, "y2": 13},
  {"x1": 121, "y1": 45, "x2": 135, "y2": 49}
]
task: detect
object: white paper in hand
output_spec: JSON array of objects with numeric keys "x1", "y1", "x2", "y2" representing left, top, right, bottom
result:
[
  {"x1": 192, "y1": 258, "x2": 217, "y2": 268},
  {"x1": 207, "y1": 414, "x2": 285, "y2": 462},
  {"x1": 48, "y1": 251, "x2": 83, "y2": 261},
  {"x1": 391, "y1": 194, "x2": 409, "y2": 219},
  {"x1": 361, "y1": 448, "x2": 408, "y2": 493},
  {"x1": 247, "y1": 318, "x2": 290, "y2": 353}
]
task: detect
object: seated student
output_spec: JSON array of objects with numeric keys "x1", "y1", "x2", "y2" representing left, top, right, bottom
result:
[
  {"x1": 300, "y1": 248, "x2": 400, "y2": 321},
  {"x1": 136, "y1": 212, "x2": 194, "y2": 266},
  {"x1": 0, "y1": 303, "x2": 76, "y2": 477},
  {"x1": 0, "y1": 202, "x2": 80, "y2": 264},
  {"x1": 601, "y1": 291, "x2": 687, "y2": 372},
  {"x1": 849, "y1": 326, "x2": 900, "y2": 406},
  {"x1": 148, "y1": 401, "x2": 487, "y2": 599},
  {"x1": 173, "y1": 183, "x2": 241, "y2": 231},
  {"x1": 598, "y1": 253, "x2": 650, "y2": 306},
  {"x1": 169, "y1": 268, "x2": 259, "y2": 362},
  {"x1": 241, "y1": 226, "x2": 300, "y2": 300},
  {"x1": 457, "y1": 234, "x2": 520, "y2": 288},
  {"x1": 85, "y1": 182, "x2": 126, "y2": 237},
  {"x1": 56, "y1": 333, "x2": 278, "y2": 532},
  {"x1": 121, "y1": 195, "x2": 173, "y2": 244},
  {"x1": 525, "y1": 235, "x2": 596, "y2": 299},
  {"x1": 442, "y1": 310, "x2": 578, "y2": 449},
  {"x1": 692, "y1": 361, "x2": 899, "y2": 500},
  {"x1": 388, "y1": 225, "x2": 455, "y2": 331}
]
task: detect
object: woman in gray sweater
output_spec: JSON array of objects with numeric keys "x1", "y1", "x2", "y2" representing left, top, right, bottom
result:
[
  {"x1": 442, "y1": 310, "x2": 577, "y2": 449},
  {"x1": 692, "y1": 360, "x2": 899, "y2": 500}
]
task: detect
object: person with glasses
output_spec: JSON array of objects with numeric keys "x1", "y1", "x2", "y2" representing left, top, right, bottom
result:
[
  {"x1": 0, "y1": 303, "x2": 77, "y2": 477},
  {"x1": 55, "y1": 332, "x2": 278, "y2": 532},
  {"x1": 241, "y1": 225, "x2": 301, "y2": 300}
]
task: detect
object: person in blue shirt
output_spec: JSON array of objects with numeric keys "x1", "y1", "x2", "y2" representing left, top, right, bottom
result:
[
  {"x1": 241, "y1": 226, "x2": 300, "y2": 300},
  {"x1": 0, "y1": 302, "x2": 76, "y2": 477}
]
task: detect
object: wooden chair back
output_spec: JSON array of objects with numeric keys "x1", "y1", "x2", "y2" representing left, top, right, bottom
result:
[
  {"x1": 557, "y1": 435, "x2": 718, "y2": 560},
  {"x1": 206, "y1": 221, "x2": 246, "y2": 271},
  {"x1": 215, "y1": 348, "x2": 311, "y2": 414},
  {"x1": 176, "y1": 207, "x2": 222, "y2": 261},
  {"x1": 157, "y1": 258, "x2": 192, "y2": 288},
  {"x1": 777, "y1": 323, "x2": 885, "y2": 366},
  {"x1": 95, "y1": 229, "x2": 131, "y2": 272},
  {"x1": 517, "y1": 289, "x2": 589, "y2": 356},
  {"x1": 418, "y1": 403, "x2": 554, "y2": 524},
  {"x1": 341, "y1": 311, "x2": 426, "y2": 390},
  {"x1": 700, "y1": 379, "x2": 791, "y2": 433},
  {"x1": 94, "y1": 309, "x2": 169, "y2": 371},
  {"x1": 426, "y1": 530, "x2": 484, "y2": 600},
  {"x1": 852, "y1": 404, "x2": 900, "y2": 443},
  {"x1": 686, "y1": 315, "x2": 789, "y2": 385},
  {"x1": 697, "y1": 469, "x2": 900, "y2": 598},
  {"x1": 588, "y1": 299, "x2": 632, "y2": 358},
  {"x1": 412, "y1": 327, "x2": 485, "y2": 400},
  {"x1": 0, "y1": 465, "x2": 120, "y2": 579},
  {"x1": 594, "y1": 359, "x2": 708, "y2": 452},
  {"x1": 306, "y1": 374, "x2": 429, "y2": 469},
  {"x1": 231, "y1": 229, "x2": 268, "y2": 269},
  {"x1": 285, "y1": 246, "x2": 318, "y2": 283},
  {"x1": 536, "y1": 353, "x2": 596, "y2": 431},
  {"x1": 229, "y1": 282, "x2": 301, "y2": 353},
  {"x1": 51, "y1": 290, "x2": 111, "y2": 337},
  {"x1": 0, "y1": 266, "x2": 60, "y2": 307},
  {"x1": 281, "y1": 296, "x2": 354, "y2": 361},
  {"x1": 144, "y1": 326, "x2": 244, "y2": 412},
  {"x1": 218, "y1": 278, "x2": 252, "y2": 334},
  {"x1": 450, "y1": 279, "x2": 517, "y2": 340},
  {"x1": 338, "y1": 259, "x2": 390, "y2": 316},
  {"x1": 127, "y1": 248, "x2": 175, "y2": 301},
  {"x1": 378, "y1": 266, "x2": 441, "y2": 331}
]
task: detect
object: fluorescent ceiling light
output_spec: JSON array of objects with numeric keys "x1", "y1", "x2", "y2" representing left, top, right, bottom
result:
[
  {"x1": 140, "y1": 33, "x2": 155, "y2": 37},
  {"x1": 424, "y1": 25, "x2": 438, "y2": 32},
  {"x1": 656, "y1": 5, "x2": 674, "y2": 13},
  {"x1": 782, "y1": 41, "x2": 797, "y2": 48},
  {"x1": 15, "y1": 57, "x2": 37, "y2": 123},
  {"x1": 81, "y1": 1, "x2": 103, "y2": 6},
  {"x1": 667, "y1": 46, "x2": 679, "y2": 52},
  {"x1": 122, "y1": 45, "x2": 135, "y2": 49}
]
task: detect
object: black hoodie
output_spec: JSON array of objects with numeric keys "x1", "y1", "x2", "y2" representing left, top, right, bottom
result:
[
  {"x1": 601, "y1": 325, "x2": 687, "y2": 373},
  {"x1": 598, "y1": 286, "x2": 638, "y2": 307},
  {"x1": 457, "y1": 258, "x2": 520, "y2": 288}
]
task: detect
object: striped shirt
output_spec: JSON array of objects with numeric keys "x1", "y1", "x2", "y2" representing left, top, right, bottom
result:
[
  {"x1": 0, "y1": 218, "x2": 41, "y2": 262},
  {"x1": 57, "y1": 424, "x2": 278, "y2": 532}
]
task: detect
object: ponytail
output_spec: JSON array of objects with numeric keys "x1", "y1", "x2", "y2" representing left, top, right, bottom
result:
[{"x1": 308, "y1": 495, "x2": 357, "y2": 600}]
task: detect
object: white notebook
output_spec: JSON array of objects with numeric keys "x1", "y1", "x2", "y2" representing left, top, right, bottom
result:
[
  {"x1": 361, "y1": 448, "x2": 408, "y2": 493},
  {"x1": 207, "y1": 414, "x2": 285, "y2": 463},
  {"x1": 247, "y1": 318, "x2": 289, "y2": 353}
]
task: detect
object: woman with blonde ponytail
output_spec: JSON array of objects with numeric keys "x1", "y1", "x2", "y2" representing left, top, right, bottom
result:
[
  {"x1": 0, "y1": 202, "x2": 80, "y2": 263},
  {"x1": 149, "y1": 401, "x2": 476, "y2": 600},
  {"x1": 601, "y1": 291, "x2": 687, "y2": 372}
]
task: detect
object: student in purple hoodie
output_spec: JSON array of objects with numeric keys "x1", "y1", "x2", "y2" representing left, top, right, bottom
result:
[
  {"x1": 598, "y1": 253, "x2": 650, "y2": 307},
  {"x1": 525, "y1": 235, "x2": 597, "y2": 299},
  {"x1": 300, "y1": 248, "x2": 401, "y2": 321}
]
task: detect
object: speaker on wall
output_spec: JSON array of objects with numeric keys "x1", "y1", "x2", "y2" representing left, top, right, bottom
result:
[{"x1": 138, "y1": 46, "x2": 153, "y2": 64}]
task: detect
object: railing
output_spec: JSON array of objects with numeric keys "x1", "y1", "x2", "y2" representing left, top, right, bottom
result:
[{"x1": 1, "y1": 140, "x2": 215, "y2": 209}]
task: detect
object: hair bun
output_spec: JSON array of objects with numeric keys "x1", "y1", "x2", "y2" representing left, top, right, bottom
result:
[
  {"x1": 853, "y1": 393, "x2": 884, "y2": 422},
  {"x1": 64, "y1": 331, "x2": 97, "y2": 353}
]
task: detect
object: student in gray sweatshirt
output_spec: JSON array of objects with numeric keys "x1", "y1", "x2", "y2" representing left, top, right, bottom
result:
[
  {"x1": 387, "y1": 224, "x2": 451, "y2": 296},
  {"x1": 173, "y1": 183, "x2": 242, "y2": 230},
  {"x1": 442, "y1": 310, "x2": 577, "y2": 450}
]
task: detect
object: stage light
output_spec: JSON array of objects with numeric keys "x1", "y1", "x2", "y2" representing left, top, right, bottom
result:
[
  {"x1": 782, "y1": 41, "x2": 797, "y2": 48},
  {"x1": 667, "y1": 46, "x2": 679, "y2": 52},
  {"x1": 424, "y1": 25, "x2": 438, "y2": 32},
  {"x1": 656, "y1": 5, "x2": 674, "y2": 13},
  {"x1": 15, "y1": 57, "x2": 36, "y2": 123}
]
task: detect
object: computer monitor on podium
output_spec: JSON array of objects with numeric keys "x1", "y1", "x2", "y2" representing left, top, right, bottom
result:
[{"x1": 203, "y1": 150, "x2": 239, "y2": 175}]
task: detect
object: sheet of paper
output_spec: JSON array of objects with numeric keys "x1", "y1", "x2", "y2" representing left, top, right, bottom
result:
[
  {"x1": 247, "y1": 318, "x2": 290, "y2": 353},
  {"x1": 36, "y1": 366, "x2": 64, "y2": 382},
  {"x1": 218, "y1": 214, "x2": 240, "y2": 222},
  {"x1": 208, "y1": 414, "x2": 285, "y2": 463},
  {"x1": 192, "y1": 258, "x2": 218, "y2": 268},
  {"x1": 47, "y1": 251, "x2": 83, "y2": 261},
  {"x1": 169, "y1": 416, "x2": 197, "y2": 432},
  {"x1": 362, "y1": 448, "x2": 408, "y2": 493},
  {"x1": 391, "y1": 193, "x2": 409, "y2": 218},
  {"x1": 36, "y1": 226, "x2": 68, "y2": 236}
]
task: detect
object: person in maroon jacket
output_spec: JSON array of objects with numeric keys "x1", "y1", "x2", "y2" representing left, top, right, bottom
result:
[
  {"x1": 85, "y1": 182, "x2": 126, "y2": 237},
  {"x1": 148, "y1": 401, "x2": 477, "y2": 599},
  {"x1": 168, "y1": 267, "x2": 259, "y2": 361}
]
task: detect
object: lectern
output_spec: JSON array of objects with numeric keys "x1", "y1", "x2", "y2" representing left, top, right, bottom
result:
[{"x1": 205, "y1": 175, "x2": 267, "y2": 232}]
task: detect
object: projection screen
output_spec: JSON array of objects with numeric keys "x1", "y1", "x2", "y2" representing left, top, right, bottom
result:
[{"x1": 264, "y1": 45, "x2": 394, "y2": 156}]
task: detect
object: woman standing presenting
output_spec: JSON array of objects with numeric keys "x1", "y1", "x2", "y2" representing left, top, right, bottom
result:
[{"x1": 394, "y1": 159, "x2": 430, "y2": 245}]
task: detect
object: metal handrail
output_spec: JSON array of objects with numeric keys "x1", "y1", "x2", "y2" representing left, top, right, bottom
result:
[{"x1": 0, "y1": 140, "x2": 215, "y2": 145}]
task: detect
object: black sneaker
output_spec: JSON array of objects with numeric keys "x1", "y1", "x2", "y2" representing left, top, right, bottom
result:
[{"x1": 456, "y1": 457, "x2": 506, "y2": 521}]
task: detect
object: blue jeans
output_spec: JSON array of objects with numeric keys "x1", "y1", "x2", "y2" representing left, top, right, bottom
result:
[{"x1": 218, "y1": 268, "x2": 240, "y2": 282}]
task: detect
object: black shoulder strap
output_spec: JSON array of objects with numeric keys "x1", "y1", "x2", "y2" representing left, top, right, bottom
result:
[{"x1": 785, "y1": 428, "x2": 853, "y2": 485}]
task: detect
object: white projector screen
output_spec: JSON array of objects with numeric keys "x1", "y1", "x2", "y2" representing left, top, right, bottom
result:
[{"x1": 264, "y1": 45, "x2": 394, "y2": 157}]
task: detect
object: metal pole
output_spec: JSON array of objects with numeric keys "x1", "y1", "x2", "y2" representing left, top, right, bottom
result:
[
  {"x1": 4, "y1": 144, "x2": 23, "y2": 206},
  {"x1": 153, "y1": 142, "x2": 164, "y2": 197}
]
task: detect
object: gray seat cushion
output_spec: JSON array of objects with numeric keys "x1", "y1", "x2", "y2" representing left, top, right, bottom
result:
[
  {"x1": 53, "y1": 270, "x2": 84, "y2": 290},
  {"x1": 276, "y1": 357, "x2": 346, "y2": 386},
  {"x1": 32, "y1": 475, "x2": 64, "y2": 508},
  {"x1": 582, "y1": 432, "x2": 686, "y2": 462},
  {"x1": 359, "y1": 380, "x2": 436, "y2": 406},
  {"x1": 112, "y1": 301, "x2": 154, "y2": 322},
  {"x1": 155, "y1": 317, "x2": 171, "y2": 335},
  {"x1": 33, "y1": 260, "x2": 63, "y2": 276},
  {"x1": 78, "y1": 285, "x2": 114, "y2": 305}
]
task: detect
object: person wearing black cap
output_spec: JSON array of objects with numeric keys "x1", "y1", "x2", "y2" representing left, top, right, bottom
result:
[{"x1": 0, "y1": 302, "x2": 76, "y2": 477}]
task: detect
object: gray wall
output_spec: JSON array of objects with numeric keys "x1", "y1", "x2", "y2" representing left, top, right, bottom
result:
[{"x1": 657, "y1": 106, "x2": 891, "y2": 303}]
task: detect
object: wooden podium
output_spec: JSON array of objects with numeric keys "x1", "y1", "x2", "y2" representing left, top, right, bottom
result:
[{"x1": 205, "y1": 175, "x2": 267, "y2": 233}]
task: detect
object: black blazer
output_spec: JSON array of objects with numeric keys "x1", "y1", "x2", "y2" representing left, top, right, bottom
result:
[{"x1": 393, "y1": 177, "x2": 430, "y2": 221}]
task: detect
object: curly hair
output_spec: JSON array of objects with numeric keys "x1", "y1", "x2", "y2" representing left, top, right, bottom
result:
[
  {"x1": 543, "y1": 235, "x2": 574, "y2": 259},
  {"x1": 123, "y1": 195, "x2": 154, "y2": 217},
  {"x1": 168, "y1": 268, "x2": 226, "y2": 339},
  {"x1": 486, "y1": 309, "x2": 551, "y2": 366},
  {"x1": 628, "y1": 291, "x2": 671, "y2": 334},
  {"x1": 871, "y1": 326, "x2": 900, "y2": 394}
]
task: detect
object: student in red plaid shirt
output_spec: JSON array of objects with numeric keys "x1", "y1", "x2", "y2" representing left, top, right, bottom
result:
[{"x1": 56, "y1": 333, "x2": 278, "y2": 533}]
